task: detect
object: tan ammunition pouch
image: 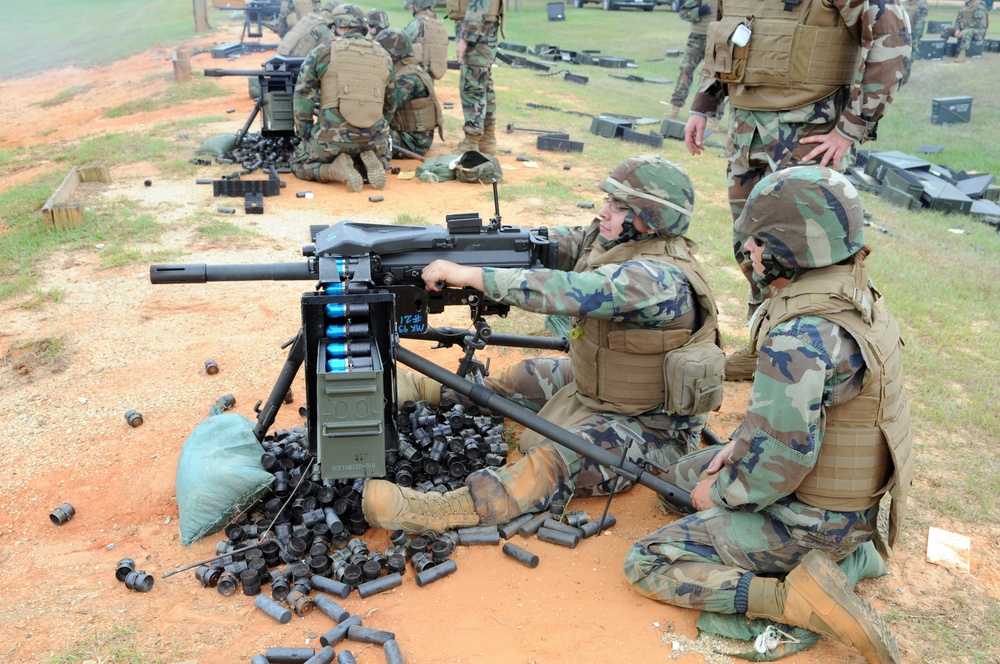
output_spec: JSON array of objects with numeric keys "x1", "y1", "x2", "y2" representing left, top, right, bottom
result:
[
  {"x1": 277, "y1": 12, "x2": 326, "y2": 57},
  {"x1": 414, "y1": 13, "x2": 449, "y2": 79},
  {"x1": 703, "y1": 0, "x2": 861, "y2": 110},
  {"x1": 391, "y1": 62, "x2": 443, "y2": 133},
  {"x1": 293, "y1": 0, "x2": 315, "y2": 20},
  {"x1": 320, "y1": 38, "x2": 391, "y2": 128},
  {"x1": 569, "y1": 232, "x2": 723, "y2": 417},
  {"x1": 447, "y1": 0, "x2": 504, "y2": 22},
  {"x1": 752, "y1": 264, "x2": 912, "y2": 554}
]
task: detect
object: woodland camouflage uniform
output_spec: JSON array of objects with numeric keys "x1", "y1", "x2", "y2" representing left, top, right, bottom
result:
[
  {"x1": 376, "y1": 29, "x2": 443, "y2": 156},
  {"x1": 452, "y1": 0, "x2": 502, "y2": 138},
  {"x1": 691, "y1": 0, "x2": 910, "y2": 308},
  {"x1": 901, "y1": 0, "x2": 927, "y2": 83},
  {"x1": 290, "y1": 14, "x2": 394, "y2": 182},
  {"x1": 363, "y1": 157, "x2": 723, "y2": 529},
  {"x1": 624, "y1": 167, "x2": 911, "y2": 664},
  {"x1": 670, "y1": 0, "x2": 723, "y2": 119},
  {"x1": 941, "y1": 0, "x2": 989, "y2": 52}
]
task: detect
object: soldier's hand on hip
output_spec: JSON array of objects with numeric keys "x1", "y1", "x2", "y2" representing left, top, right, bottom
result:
[
  {"x1": 684, "y1": 114, "x2": 707, "y2": 156},
  {"x1": 799, "y1": 130, "x2": 854, "y2": 171},
  {"x1": 456, "y1": 38, "x2": 468, "y2": 62}
]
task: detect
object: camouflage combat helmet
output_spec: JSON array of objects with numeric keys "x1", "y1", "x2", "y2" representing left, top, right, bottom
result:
[
  {"x1": 408, "y1": 0, "x2": 437, "y2": 9},
  {"x1": 322, "y1": 0, "x2": 342, "y2": 12},
  {"x1": 374, "y1": 28, "x2": 413, "y2": 61},
  {"x1": 367, "y1": 8, "x2": 390, "y2": 31},
  {"x1": 598, "y1": 155, "x2": 695, "y2": 237},
  {"x1": 734, "y1": 166, "x2": 865, "y2": 285},
  {"x1": 329, "y1": 3, "x2": 368, "y2": 31}
]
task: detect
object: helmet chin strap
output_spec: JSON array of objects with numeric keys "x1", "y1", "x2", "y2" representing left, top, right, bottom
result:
[
  {"x1": 615, "y1": 210, "x2": 651, "y2": 243},
  {"x1": 755, "y1": 247, "x2": 797, "y2": 287}
]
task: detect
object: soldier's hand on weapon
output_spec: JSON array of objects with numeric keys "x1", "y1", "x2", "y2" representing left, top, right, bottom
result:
[
  {"x1": 799, "y1": 130, "x2": 854, "y2": 171},
  {"x1": 684, "y1": 114, "x2": 708, "y2": 156},
  {"x1": 691, "y1": 439, "x2": 735, "y2": 511},
  {"x1": 422, "y1": 260, "x2": 484, "y2": 292},
  {"x1": 456, "y1": 38, "x2": 468, "y2": 62}
]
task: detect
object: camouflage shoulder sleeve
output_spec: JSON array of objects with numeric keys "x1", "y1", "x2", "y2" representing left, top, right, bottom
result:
[
  {"x1": 293, "y1": 47, "x2": 328, "y2": 132},
  {"x1": 833, "y1": 0, "x2": 910, "y2": 142},
  {"x1": 403, "y1": 17, "x2": 422, "y2": 41},
  {"x1": 711, "y1": 315, "x2": 865, "y2": 511},
  {"x1": 481, "y1": 258, "x2": 693, "y2": 325},
  {"x1": 461, "y1": 0, "x2": 489, "y2": 37},
  {"x1": 547, "y1": 224, "x2": 594, "y2": 270}
]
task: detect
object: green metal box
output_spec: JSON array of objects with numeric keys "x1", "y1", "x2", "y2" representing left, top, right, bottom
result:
[
  {"x1": 931, "y1": 96, "x2": 972, "y2": 125},
  {"x1": 315, "y1": 340, "x2": 387, "y2": 480},
  {"x1": 660, "y1": 118, "x2": 686, "y2": 140}
]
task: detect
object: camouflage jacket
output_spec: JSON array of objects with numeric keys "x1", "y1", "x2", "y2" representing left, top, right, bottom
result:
[
  {"x1": 403, "y1": 8, "x2": 434, "y2": 42},
  {"x1": 481, "y1": 223, "x2": 698, "y2": 328},
  {"x1": 903, "y1": 0, "x2": 928, "y2": 41},
  {"x1": 679, "y1": 0, "x2": 717, "y2": 34},
  {"x1": 292, "y1": 32, "x2": 395, "y2": 139},
  {"x1": 691, "y1": 0, "x2": 910, "y2": 143},
  {"x1": 709, "y1": 314, "x2": 878, "y2": 542},
  {"x1": 456, "y1": 0, "x2": 497, "y2": 42},
  {"x1": 956, "y1": 0, "x2": 989, "y2": 32}
]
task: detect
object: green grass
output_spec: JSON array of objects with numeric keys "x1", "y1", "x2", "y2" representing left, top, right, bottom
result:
[
  {"x1": 0, "y1": 1, "x2": 200, "y2": 79},
  {"x1": 37, "y1": 85, "x2": 94, "y2": 108},
  {"x1": 46, "y1": 623, "x2": 179, "y2": 664},
  {"x1": 3, "y1": 336, "x2": 69, "y2": 374},
  {"x1": 195, "y1": 217, "x2": 262, "y2": 239},
  {"x1": 105, "y1": 78, "x2": 230, "y2": 119}
]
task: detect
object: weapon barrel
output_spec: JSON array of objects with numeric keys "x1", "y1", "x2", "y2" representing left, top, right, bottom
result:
[
  {"x1": 204, "y1": 68, "x2": 273, "y2": 77},
  {"x1": 149, "y1": 263, "x2": 314, "y2": 284},
  {"x1": 395, "y1": 346, "x2": 692, "y2": 510}
]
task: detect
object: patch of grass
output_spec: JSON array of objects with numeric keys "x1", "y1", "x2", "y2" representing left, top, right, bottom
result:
[
  {"x1": 3, "y1": 336, "x2": 68, "y2": 376},
  {"x1": 37, "y1": 85, "x2": 93, "y2": 108},
  {"x1": 395, "y1": 212, "x2": 429, "y2": 225},
  {"x1": 18, "y1": 287, "x2": 67, "y2": 311},
  {"x1": 46, "y1": 623, "x2": 171, "y2": 664},
  {"x1": 196, "y1": 218, "x2": 261, "y2": 239},
  {"x1": 105, "y1": 79, "x2": 230, "y2": 119}
]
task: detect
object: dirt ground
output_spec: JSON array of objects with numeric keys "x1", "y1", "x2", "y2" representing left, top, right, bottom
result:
[{"x1": 1, "y1": 22, "x2": 996, "y2": 664}]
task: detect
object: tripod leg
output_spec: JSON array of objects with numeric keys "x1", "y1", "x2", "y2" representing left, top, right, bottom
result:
[{"x1": 253, "y1": 328, "x2": 306, "y2": 442}]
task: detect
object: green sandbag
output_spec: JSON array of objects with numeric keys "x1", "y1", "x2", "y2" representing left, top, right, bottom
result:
[
  {"x1": 194, "y1": 133, "x2": 239, "y2": 157},
  {"x1": 175, "y1": 407, "x2": 274, "y2": 546},
  {"x1": 696, "y1": 541, "x2": 889, "y2": 661},
  {"x1": 416, "y1": 153, "x2": 459, "y2": 182}
]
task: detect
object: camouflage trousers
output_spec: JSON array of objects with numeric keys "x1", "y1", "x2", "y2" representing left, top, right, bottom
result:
[
  {"x1": 726, "y1": 99, "x2": 852, "y2": 307},
  {"x1": 670, "y1": 33, "x2": 708, "y2": 110},
  {"x1": 622, "y1": 447, "x2": 867, "y2": 613},
  {"x1": 391, "y1": 128, "x2": 435, "y2": 157},
  {"x1": 459, "y1": 26, "x2": 499, "y2": 134},
  {"x1": 942, "y1": 27, "x2": 985, "y2": 52},
  {"x1": 463, "y1": 358, "x2": 701, "y2": 524},
  {"x1": 291, "y1": 118, "x2": 389, "y2": 181}
]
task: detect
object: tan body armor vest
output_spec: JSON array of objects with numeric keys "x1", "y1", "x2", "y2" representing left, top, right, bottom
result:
[
  {"x1": 751, "y1": 263, "x2": 912, "y2": 554},
  {"x1": 569, "y1": 232, "x2": 720, "y2": 416},
  {"x1": 277, "y1": 12, "x2": 327, "y2": 57},
  {"x1": 703, "y1": 0, "x2": 861, "y2": 111},
  {"x1": 391, "y1": 61, "x2": 443, "y2": 133},
  {"x1": 960, "y1": 0, "x2": 987, "y2": 30},
  {"x1": 412, "y1": 12, "x2": 449, "y2": 79},
  {"x1": 320, "y1": 38, "x2": 391, "y2": 128},
  {"x1": 447, "y1": 0, "x2": 504, "y2": 22}
]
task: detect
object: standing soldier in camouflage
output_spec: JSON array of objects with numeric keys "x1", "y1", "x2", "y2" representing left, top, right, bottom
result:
[
  {"x1": 668, "y1": 0, "x2": 725, "y2": 131},
  {"x1": 624, "y1": 167, "x2": 912, "y2": 664},
  {"x1": 367, "y1": 8, "x2": 390, "y2": 38},
  {"x1": 403, "y1": 0, "x2": 450, "y2": 81},
  {"x1": 448, "y1": 0, "x2": 504, "y2": 155},
  {"x1": 276, "y1": 1, "x2": 336, "y2": 57},
  {"x1": 901, "y1": 0, "x2": 927, "y2": 83},
  {"x1": 375, "y1": 29, "x2": 444, "y2": 157},
  {"x1": 941, "y1": 0, "x2": 989, "y2": 63},
  {"x1": 273, "y1": 0, "x2": 323, "y2": 37},
  {"x1": 291, "y1": 4, "x2": 394, "y2": 192},
  {"x1": 362, "y1": 156, "x2": 725, "y2": 533},
  {"x1": 684, "y1": 0, "x2": 910, "y2": 380}
]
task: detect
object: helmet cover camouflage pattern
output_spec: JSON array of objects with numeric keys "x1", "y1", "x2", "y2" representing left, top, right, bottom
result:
[
  {"x1": 367, "y1": 8, "x2": 390, "y2": 30},
  {"x1": 410, "y1": 0, "x2": 437, "y2": 8},
  {"x1": 734, "y1": 166, "x2": 865, "y2": 273},
  {"x1": 374, "y1": 28, "x2": 413, "y2": 60},
  {"x1": 598, "y1": 155, "x2": 695, "y2": 237},
  {"x1": 322, "y1": 0, "x2": 342, "y2": 12},
  {"x1": 329, "y1": 3, "x2": 368, "y2": 30}
]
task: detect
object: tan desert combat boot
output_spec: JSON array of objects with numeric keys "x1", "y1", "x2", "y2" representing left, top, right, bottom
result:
[
  {"x1": 478, "y1": 120, "x2": 497, "y2": 155},
  {"x1": 747, "y1": 549, "x2": 901, "y2": 664},
  {"x1": 359, "y1": 150, "x2": 386, "y2": 190},
  {"x1": 954, "y1": 49, "x2": 967, "y2": 63},
  {"x1": 724, "y1": 346, "x2": 757, "y2": 381},
  {"x1": 668, "y1": 105, "x2": 681, "y2": 119},
  {"x1": 362, "y1": 479, "x2": 480, "y2": 534},
  {"x1": 456, "y1": 131, "x2": 481, "y2": 153},
  {"x1": 319, "y1": 153, "x2": 364, "y2": 192}
]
